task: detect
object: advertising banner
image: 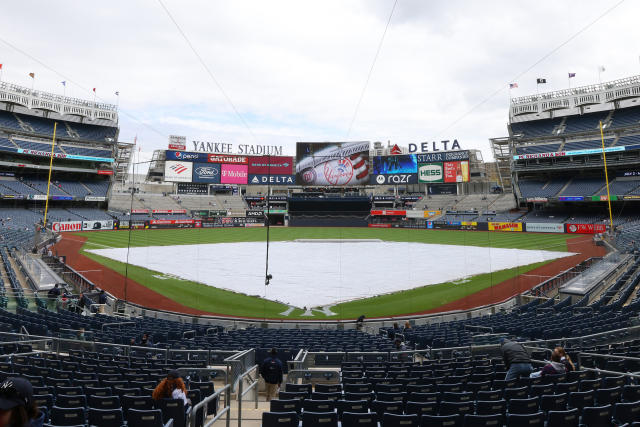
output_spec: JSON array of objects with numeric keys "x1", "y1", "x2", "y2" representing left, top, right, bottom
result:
[
  {"x1": 28, "y1": 195, "x2": 48, "y2": 200},
  {"x1": 51, "y1": 196, "x2": 73, "y2": 201},
  {"x1": 623, "y1": 195, "x2": 640, "y2": 200},
  {"x1": 424, "y1": 210, "x2": 441, "y2": 218},
  {"x1": 82, "y1": 220, "x2": 114, "y2": 231},
  {"x1": 165, "y1": 150, "x2": 207, "y2": 161},
  {"x1": 488, "y1": 222, "x2": 523, "y2": 232},
  {"x1": 427, "y1": 184, "x2": 457, "y2": 195},
  {"x1": 52, "y1": 221, "x2": 82, "y2": 232},
  {"x1": 418, "y1": 163, "x2": 444, "y2": 183},
  {"x1": 201, "y1": 217, "x2": 262, "y2": 228},
  {"x1": 591, "y1": 195, "x2": 618, "y2": 201},
  {"x1": 248, "y1": 174, "x2": 295, "y2": 185},
  {"x1": 370, "y1": 210, "x2": 406, "y2": 216},
  {"x1": 168, "y1": 135, "x2": 187, "y2": 151},
  {"x1": 525, "y1": 223, "x2": 564, "y2": 233},
  {"x1": 371, "y1": 174, "x2": 418, "y2": 185},
  {"x1": 151, "y1": 209, "x2": 187, "y2": 214},
  {"x1": 177, "y1": 183, "x2": 208, "y2": 195},
  {"x1": 16, "y1": 148, "x2": 114, "y2": 163},
  {"x1": 295, "y1": 141, "x2": 370, "y2": 186},
  {"x1": 192, "y1": 162, "x2": 221, "y2": 183},
  {"x1": 97, "y1": 170, "x2": 113, "y2": 175},
  {"x1": 558, "y1": 196, "x2": 584, "y2": 201},
  {"x1": 372, "y1": 155, "x2": 418, "y2": 175},
  {"x1": 221, "y1": 164, "x2": 248, "y2": 184},
  {"x1": 84, "y1": 196, "x2": 106, "y2": 202},
  {"x1": 247, "y1": 156, "x2": 294, "y2": 174},
  {"x1": 443, "y1": 161, "x2": 470, "y2": 183},
  {"x1": 566, "y1": 223, "x2": 607, "y2": 234},
  {"x1": 246, "y1": 209, "x2": 264, "y2": 217},
  {"x1": 526, "y1": 197, "x2": 548, "y2": 202},
  {"x1": 164, "y1": 161, "x2": 193, "y2": 182},
  {"x1": 208, "y1": 154, "x2": 248, "y2": 164},
  {"x1": 513, "y1": 145, "x2": 626, "y2": 160},
  {"x1": 416, "y1": 150, "x2": 469, "y2": 163},
  {"x1": 618, "y1": 170, "x2": 640, "y2": 177},
  {"x1": 368, "y1": 223, "x2": 392, "y2": 228},
  {"x1": 131, "y1": 209, "x2": 149, "y2": 214},
  {"x1": 405, "y1": 210, "x2": 426, "y2": 219}
]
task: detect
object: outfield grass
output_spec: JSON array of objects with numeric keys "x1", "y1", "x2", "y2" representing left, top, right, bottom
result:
[{"x1": 74, "y1": 228, "x2": 573, "y2": 319}]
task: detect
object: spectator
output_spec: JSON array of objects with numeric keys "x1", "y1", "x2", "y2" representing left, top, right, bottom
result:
[
  {"x1": 404, "y1": 321, "x2": 412, "y2": 330},
  {"x1": 500, "y1": 338, "x2": 533, "y2": 380},
  {"x1": 152, "y1": 370, "x2": 191, "y2": 409},
  {"x1": 555, "y1": 347, "x2": 575, "y2": 372},
  {"x1": 140, "y1": 333, "x2": 153, "y2": 347},
  {"x1": 98, "y1": 290, "x2": 107, "y2": 305},
  {"x1": 0, "y1": 377, "x2": 45, "y2": 427},
  {"x1": 47, "y1": 284, "x2": 61, "y2": 309},
  {"x1": 260, "y1": 348, "x2": 283, "y2": 401},
  {"x1": 537, "y1": 348, "x2": 568, "y2": 376},
  {"x1": 76, "y1": 328, "x2": 85, "y2": 341}
]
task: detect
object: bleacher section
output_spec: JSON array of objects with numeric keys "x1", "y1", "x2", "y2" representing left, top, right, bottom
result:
[
  {"x1": 511, "y1": 106, "x2": 640, "y2": 139},
  {"x1": 518, "y1": 179, "x2": 567, "y2": 199},
  {"x1": 559, "y1": 178, "x2": 604, "y2": 197},
  {"x1": 0, "y1": 110, "x2": 118, "y2": 143}
]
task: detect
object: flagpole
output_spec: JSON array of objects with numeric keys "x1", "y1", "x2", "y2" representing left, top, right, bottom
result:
[
  {"x1": 43, "y1": 123, "x2": 57, "y2": 226},
  {"x1": 599, "y1": 121, "x2": 614, "y2": 232}
]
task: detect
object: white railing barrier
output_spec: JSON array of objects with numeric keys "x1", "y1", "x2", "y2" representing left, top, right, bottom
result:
[{"x1": 189, "y1": 384, "x2": 231, "y2": 427}]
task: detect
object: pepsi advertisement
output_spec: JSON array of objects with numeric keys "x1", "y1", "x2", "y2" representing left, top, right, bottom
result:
[
  {"x1": 192, "y1": 162, "x2": 221, "y2": 183},
  {"x1": 372, "y1": 155, "x2": 418, "y2": 175}
]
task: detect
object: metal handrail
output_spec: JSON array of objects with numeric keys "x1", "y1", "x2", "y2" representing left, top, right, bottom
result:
[
  {"x1": 237, "y1": 364, "x2": 259, "y2": 427},
  {"x1": 189, "y1": 383, "x2": 231, "y2": 427},
  {"x1": 101, "y1": 321, "x2": 136, "y2": 332},
  {"x1": 578, "y1": 351, "x2": 640, "y2": 362}
]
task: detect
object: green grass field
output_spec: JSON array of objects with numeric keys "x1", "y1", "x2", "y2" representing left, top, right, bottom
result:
[{"x1": 74, "y1": 228, "x2": 574, "y2": 319}]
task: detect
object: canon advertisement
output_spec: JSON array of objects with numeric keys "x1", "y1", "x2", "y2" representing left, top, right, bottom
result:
[
  {"x1": 295, "y1": 141, "x2": 370, "y2": 186},
  {"x1": 52, "y1": 221, "x2": 83, "y2": 232},
  {"x1": 192, "y1": 163, "x2": 221, "y2": 183}
]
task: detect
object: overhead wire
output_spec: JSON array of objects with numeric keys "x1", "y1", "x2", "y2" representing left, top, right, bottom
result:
[
  {"x1": 346, "y1": 0, "x2": 398, "y2": 139},
  {"x1": 433, "y1": 0, "x2": 627, "y2": 139},
  {"x1": 156, "y1": 0, "x2": 259, "y2": 143},
  {"x1": 0, "y1": 36, "x2": 167, "y2": 140}
]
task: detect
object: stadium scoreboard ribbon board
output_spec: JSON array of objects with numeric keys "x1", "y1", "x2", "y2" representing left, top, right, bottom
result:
[{"x1": 295, "y1": 142, "x2": 370, "y2": 186}]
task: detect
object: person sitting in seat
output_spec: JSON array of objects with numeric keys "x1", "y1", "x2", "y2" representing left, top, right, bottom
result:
[
  {"x1": 152, "y1": 370, "x2": 191, "y2": 410},
  {"x1": 536, "y1": 348, "x2": 569, "y2": 377}
]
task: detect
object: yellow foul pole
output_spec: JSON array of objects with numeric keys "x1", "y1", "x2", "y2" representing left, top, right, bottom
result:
[
  {"x1": 43, "y1": 122, "x2": 57, "y2": 226},
  {"x1": 599, "y1": 121, "x2": 614, "y2": 232}
]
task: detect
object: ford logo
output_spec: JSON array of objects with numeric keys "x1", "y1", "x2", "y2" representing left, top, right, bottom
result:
[{"x1": 195, "y1": 167, "x2": 219, "y2": 176}]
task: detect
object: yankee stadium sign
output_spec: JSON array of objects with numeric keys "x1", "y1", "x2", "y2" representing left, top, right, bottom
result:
[{"x1": 191, "y1": 140, "x2": 283, "y2": 155}]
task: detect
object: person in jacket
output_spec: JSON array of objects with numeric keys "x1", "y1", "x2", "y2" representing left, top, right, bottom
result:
[
  {"x1": 152, "y1": 370, "x2": 191, "y2": 408},
  {"x1": 260, "y1": 348, "x2": 284, "y2": 401},
  {"x1": 0, "y1": 377, "x2": 44, "y2": 427},
  {"x1": 500, "y1": 338, "x2": 533, "y2": 380},
  {"x1": 539, "y1": 348, "x2": 569, "y2": 376}
]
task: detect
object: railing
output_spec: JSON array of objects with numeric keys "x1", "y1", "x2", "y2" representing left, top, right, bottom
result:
[
  {"x1": 225, "y1": 348, "x2": 255, "y2": 392},
  {"x1": 237, "y1": 364, "x2": 259, "y2": 427},
  {"x1": 101, "y1": 321, "x2": 136, "y2": 332},
  {"x1": 189, "y1": 384, "x2": 231, "y2": 427}
]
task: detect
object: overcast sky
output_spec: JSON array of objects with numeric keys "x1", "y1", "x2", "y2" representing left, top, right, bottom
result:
[{"x1": 1, "y1": 0, "x2": 640, "y2": 167}]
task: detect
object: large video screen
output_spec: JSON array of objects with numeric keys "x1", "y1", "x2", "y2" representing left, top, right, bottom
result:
[
  {"x1": 295, "y1": 141, "x2": 370, "y2": 186},
  {"x1": 370, "y1": 155, "x2": 418, "y2": 185}
]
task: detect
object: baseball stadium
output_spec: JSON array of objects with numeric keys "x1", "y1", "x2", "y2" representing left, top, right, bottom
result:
[{"x1": 1, "y1": 2, "x2": 640, "y2": 426}]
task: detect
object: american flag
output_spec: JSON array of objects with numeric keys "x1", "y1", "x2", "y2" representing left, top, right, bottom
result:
[
  {"x1": 568, "y1": 73, "x2": 576, "y2": 78},
  {"x1": 509, "y1": 83, "x2": 518, "y2": 89}
]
